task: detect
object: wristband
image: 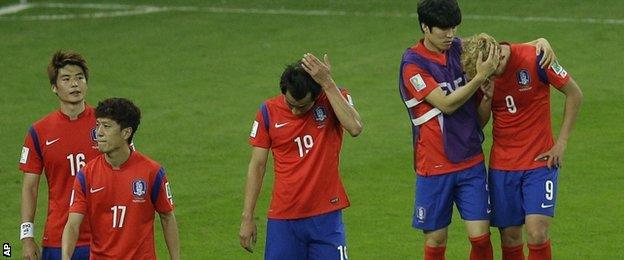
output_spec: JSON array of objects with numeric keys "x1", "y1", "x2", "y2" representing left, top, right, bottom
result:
[{"x1": 20, "y1": 222, "x2": 34, "y2": 240}]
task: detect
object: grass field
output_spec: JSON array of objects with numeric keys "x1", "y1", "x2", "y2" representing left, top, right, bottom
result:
[{"x1": 1, "y1": 0, "x2": 623, "y2": 259}]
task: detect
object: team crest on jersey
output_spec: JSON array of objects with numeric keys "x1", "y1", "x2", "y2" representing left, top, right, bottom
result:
[
  {"x1": 132, "y1": 179, "x2": 147, "y2": 202},
  {"x1": 516, "y1": 69, "x2": 533, "y2": 91},
  {"x1": 517, "y1": 69, "x2": 531, "y2": 86},
  {"x1": 313, "y1": 106, "x2": 327, "y2": 125},
  {"x1": 416, "y1": 206, "x2": 426, "y2": 223}
]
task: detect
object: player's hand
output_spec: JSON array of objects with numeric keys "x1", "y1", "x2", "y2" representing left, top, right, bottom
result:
[
  {"x1": 475, "y1": 43, "x2": 500, "y2": 79},
  {"x1": 534, "y1": 141, "x2": 566, "y2": 168},
  {"x1": 239, "y1": 218, "x2": 257, "y2": 253},
  {"x1": 21, "y1": 237, "x2": 40, "y2": 260},
  {"x1": 301, "y1": 53, "x2": 335, "y2": 89},
  {"x1": 534, "y1": 38, "x2": 557, "y2": 68},
  {"x1": 480, "y1": 79, "x2": 494, "y2": 100}
]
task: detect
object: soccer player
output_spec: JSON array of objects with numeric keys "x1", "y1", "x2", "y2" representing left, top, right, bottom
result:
[
  {"x1": 398, "y1": 1, "x2": 556, "y2": 259},
  {"x1": 61, "y1": 98, "x2": 180, "y2": 260},
  {"x1": 461, "y1": 33, "x2": 583, "y2": 260},
  {"x1": 238, "y1": 53, "x2": 362, "y2": 259},
  {"x1": 19, "y1": 51, "x2": 98, "y2": 260}
]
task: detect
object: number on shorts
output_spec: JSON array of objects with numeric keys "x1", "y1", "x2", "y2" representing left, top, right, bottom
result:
[
  {"x1": 545, "y1": 180, "x2": 554, "y2": 200},
  {"x1": 337, "y1": 245, "x2": 348, "y2": 260}
]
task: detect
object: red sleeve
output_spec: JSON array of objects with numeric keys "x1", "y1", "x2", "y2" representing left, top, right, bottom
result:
[
  {"x1": 19, "y1": 126, "x2": 43, "y2": 174},
  {"x1": 69, "y1": 170, "x2": 88, "y2": 214},
  {"x1": 339, "y1": 88, "x2": 354, "y2": 106},
  {"x1": 402, "y1": 64, "x2": 439, "y2": 100},
  {"x1": 153, "y1": 169, "x2": 174, "y2": 213},
  {"x1": 248, "y1": 105, "x2": 271, "y2": 149},
  {"x1": 544, "y1": 60, "x2": 570, "y2": 89}
]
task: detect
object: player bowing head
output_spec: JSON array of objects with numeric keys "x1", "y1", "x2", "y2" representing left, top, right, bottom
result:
[
  {"x1": 417, "y1": 0, "x2": 462, "y2": 52},
  {"x1": 279, "y1": 62, "x2": 322, "y2": 116},
  {"x1": 461, "y1": 32, "x2": 583, "y2": 260}
]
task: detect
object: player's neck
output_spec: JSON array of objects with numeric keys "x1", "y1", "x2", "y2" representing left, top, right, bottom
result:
[
  {"x1": 423, "y1": 38, "x2": 445, "y2": 54},
  {"x1": 59, "y1": 101, "x2": 86, "y2": 120},
  {"x1": 105, "y1": 145, "x2": 132, "y2": 169}
]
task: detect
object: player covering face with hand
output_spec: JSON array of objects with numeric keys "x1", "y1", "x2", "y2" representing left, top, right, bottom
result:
[
  {"x1": 462, "y1": 33, "x2": 582, "y2": 260},
  {"x1": 399, "y1": 1, "x2": 557, "y2": 259},
  {"x1": 239, "y1": 53, "x2": 362, "y2": 259}
]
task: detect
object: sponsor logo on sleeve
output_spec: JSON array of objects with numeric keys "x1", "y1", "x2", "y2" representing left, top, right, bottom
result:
[
  {"x1": 409, "y1": 74, "x2": 427, "y2": 92},
  {"x1": 549, "y1": 60, "x2": 567, "y2": 78},
  {"x1": 165, "y1": 182, "x2": 173, "y2": 205},
  {"x1": 250, "y1": 121, "x2": 259, "y2": 138},
  {"x1": 20, "y1": 147, "x2": 29, "y2": 164}
]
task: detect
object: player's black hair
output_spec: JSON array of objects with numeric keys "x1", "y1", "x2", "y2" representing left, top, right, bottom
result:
[
  {"x1": 95, "y1": 98, "x2": 141, "y2": 144},
  {"x1": 279, "y1": 62, "x2": 322, "y2": 101},
  {"x1": 47, "y1": 50, "x2": 89, "y2": 85},
  {"x1": 417, "y1": 0, "x2": 462, "y2": 33}
]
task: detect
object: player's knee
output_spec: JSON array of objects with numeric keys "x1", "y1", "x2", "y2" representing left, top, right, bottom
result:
[
  {"x1": 500, "y1": 232, "x2": 522, "y2": 246},
  {"x1": 526, "y1": 227, "x2": 549, "y2": 244},
  {"x1": 424, "y1": 232, "x2": 448, "y2": 247},
  {"x1": 499, "y1": 227, "x2": 523, "y2": 246}
]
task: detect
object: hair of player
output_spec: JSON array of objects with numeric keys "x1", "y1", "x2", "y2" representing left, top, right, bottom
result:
[
  {"x1": 279, "y1": 62, "x2": 322, "y2": 101},
  {"x1": 417, "y1": 0, "x2": 462, "y2": 33},
  {"x1": 460, "y1": 33, "x2": 500, "y2": 79},
  {"x1": 47, "y1": 50, "x2": 89, "y2": 86},
  {"x1": 95, "y1": 98, "x2": 141, "y2": 144}
]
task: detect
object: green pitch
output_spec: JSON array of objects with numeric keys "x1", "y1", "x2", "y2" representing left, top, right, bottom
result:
[{"x1": 1, "y1": 0, "x2": 623, "y2": 258}]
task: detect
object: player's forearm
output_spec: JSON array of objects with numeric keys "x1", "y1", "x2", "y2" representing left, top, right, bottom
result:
[
  {"x1": 241, "y1": 160, "x2": 266, "y2": 220},
  {"x1": 441, "y1": 75, "x2": 486, "y2": 113},
  {"x1": 21, "y1": 174, "x2": 39, "y2": 222},
  {"x1": 323, "y1": 84, "x2": 363, "y2": 137},
  {"x1": 477, "y1": 98, "x2": 492, "y2": 128},
  {"x1": 61, "y1": 223, "x2": 79, "y2": 260},
  {"x1": 160, "y1": 212, "x2": 180, "y2": 260},
  {"x1": 557, "y1": 81, "x2": 583, "y2": 145}
]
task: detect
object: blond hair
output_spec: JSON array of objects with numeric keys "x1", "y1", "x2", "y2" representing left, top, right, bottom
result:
[{"x1": 461, "y1": 33, "x2": 499, "y2": 79}]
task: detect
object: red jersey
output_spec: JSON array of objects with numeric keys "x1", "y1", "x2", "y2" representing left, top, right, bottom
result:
[
  {"x1": 401, "y1": 41, "x2": 484, "y2": 176},
  {"x1": 18, "y1": 106, "x2": 99, "y2": 247},
  {"x1": 69, "y1": 152, "x2": 174, "y2": 259},
  {"x1": 249, "y1": 90, "x2": 352, "y2": 219},
  {"x1": 489, "y1": 43, "x2": 570, "y2": 170}
]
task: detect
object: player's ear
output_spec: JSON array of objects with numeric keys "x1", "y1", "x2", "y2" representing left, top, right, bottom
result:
[
  {"x1": 51, "y1": 84, "x2": 58, "y2": 94},
  {"x1": 121, "y1": 127, "x2": 133, "y2": 140},
  {"x1": 421, "y1": 24, "x2": 429, "y2": 33}
]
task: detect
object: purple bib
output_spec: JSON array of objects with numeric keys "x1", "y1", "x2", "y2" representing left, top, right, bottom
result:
[{"x1": 399, "y1": 38, "x2": 483, "y2": 164}]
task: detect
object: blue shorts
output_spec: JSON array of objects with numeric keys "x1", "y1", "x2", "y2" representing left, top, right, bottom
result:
[
  {"x1": 41, "y1": 245, "x2": 89, "y2": 260},
  {"x1": 266, "y1": 210, "x2": 348, "y2": 260},
  {"x1": 412, "y1": 162, "x2": 490, "y2": 231},
  {"x1": 489, "y1": 166, "x2": 559, "y2": 228}
]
